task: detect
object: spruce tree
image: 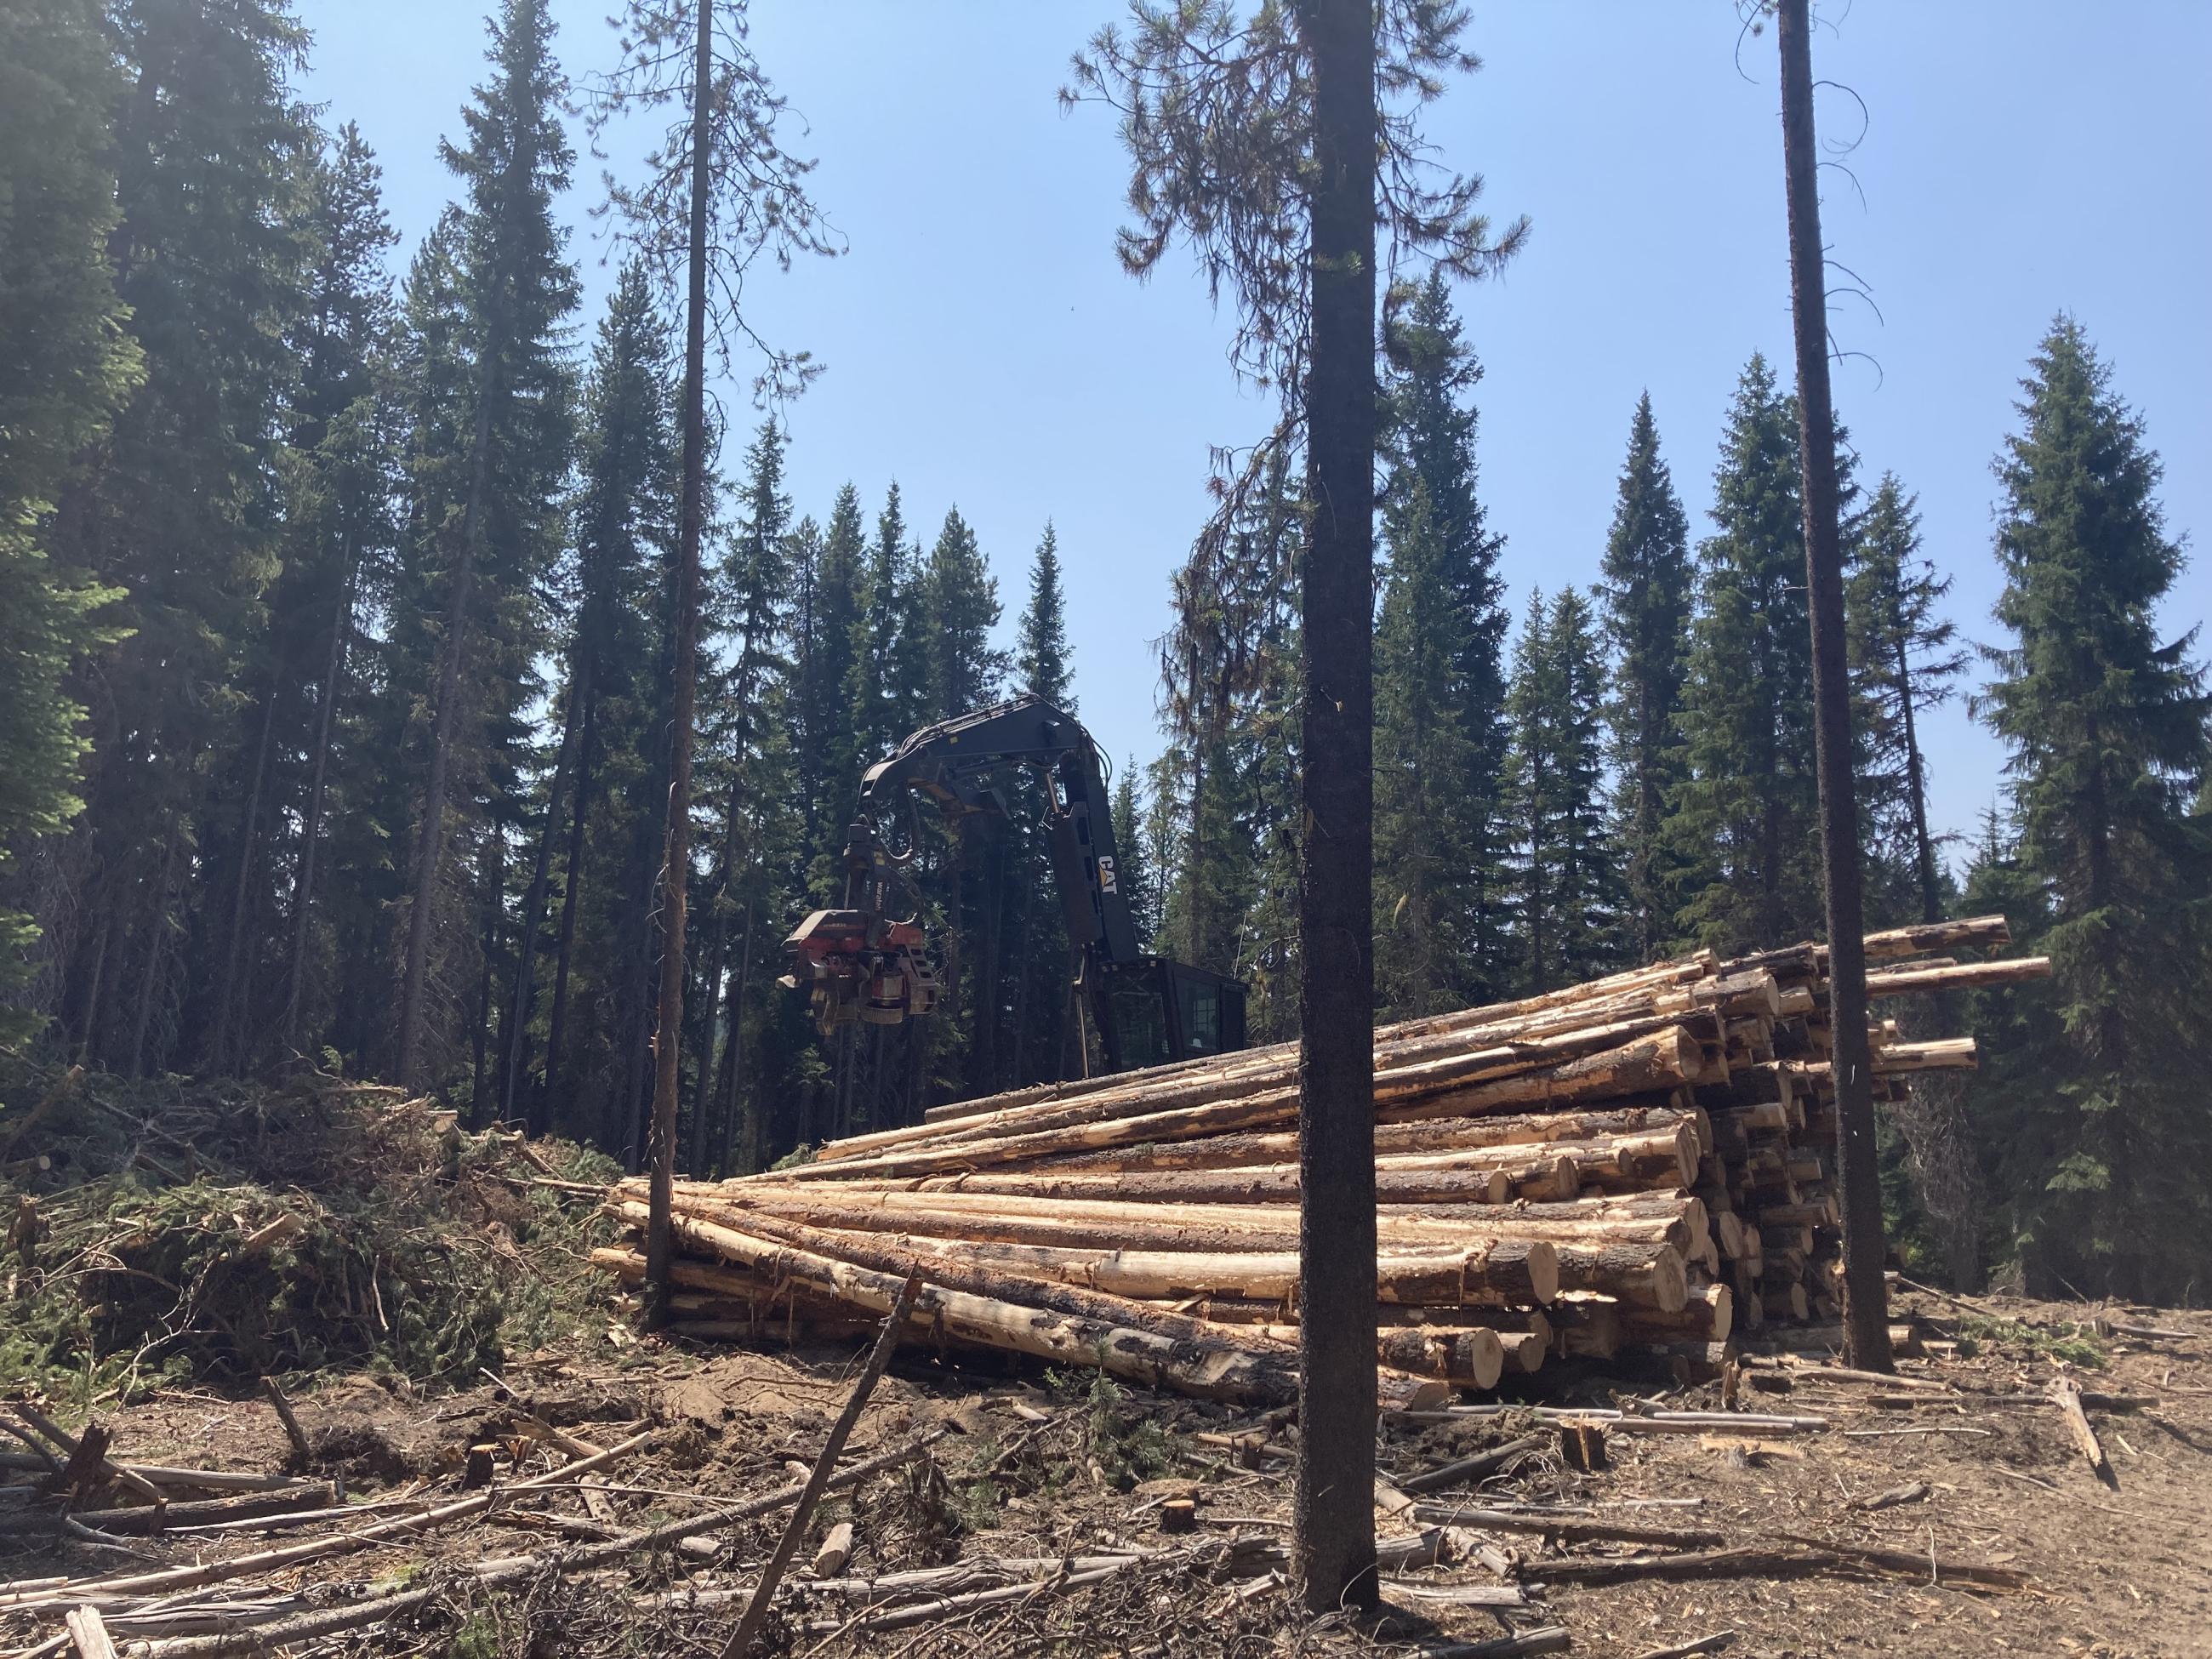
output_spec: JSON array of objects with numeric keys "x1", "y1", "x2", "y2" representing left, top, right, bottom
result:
[
  {"x1": 1007, "y1": 525, "x2": 1076, "y2": 1083},
  {"x1": 393, "y1": 0, "x2": 580, "y2": 1088},
  {"x1": 1666, "y1": 354, "x2": 1820, "y2": 950},
  {"x1": 1847, "y1": 474, "x2": 1966, "y2": 926},
  {"x1": 0, "y1": 0, "x2": 141, "y2": 1046},
  {"x1": 804, "y1": 484, "x2": 866, "y2": 896},
  {"x1": 1384, "y1": 270, "x2": 1514, "y2": 995},
  {"x1": 921, "y1": 509, "x2": 1006, "y2": 717},
  {"x1": 1597, "y1": 392, "x2": 1692, "y2": 962},
  {"x1": 695, "y1": 419, "x2": 792, "y2": 1162},
  {"x1": 1373, "y1": 481, "x2": 1479, "y2": 1018},
  {"x1": 48, "y1": 0, "x2": 313, "y2": 1075},
  {"x1": 1971, "y1": 317, "x2": 2212, "y2": 1300},
  {"x1": 1540, "y1": 588, "x2": 1624, "y2": 985},
  {"x1": 237, "y1": 123, "x2": 403, "y2": 1068}
]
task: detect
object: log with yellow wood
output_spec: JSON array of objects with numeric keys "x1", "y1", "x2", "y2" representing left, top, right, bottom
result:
[{"x1": 593, "y1": 917, "x2": 2045, "y2": 1403}]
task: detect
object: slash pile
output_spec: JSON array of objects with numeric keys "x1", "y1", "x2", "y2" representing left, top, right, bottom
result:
[{"x1": 595, "y1": 916, "x2": 2045, "y2": 1404}]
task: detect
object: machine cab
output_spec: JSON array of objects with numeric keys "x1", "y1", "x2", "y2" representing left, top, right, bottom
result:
[{"x1": 1096, "y1": 956, "x2": 1249, "y2": 1073}]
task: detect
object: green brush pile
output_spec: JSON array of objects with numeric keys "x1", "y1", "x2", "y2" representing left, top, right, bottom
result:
[{"x1": 0, "y1": 1058, "x2": 620, "y2": 1402}]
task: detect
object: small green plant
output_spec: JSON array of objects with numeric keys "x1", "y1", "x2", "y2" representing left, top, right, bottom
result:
[
  {"x1": 1955, "y1": 1314, "x2": 2107, "y2": 1370},
  {"x1": 446, "y1": 1613, "x2": 501, "y2": 1659},
  {"x1": 771, "y1": 1143, "x2": 818, "y2": 1171},
  {"x1": 1080, "y1": 1371, "x2": 1178, "y2": 1490}
]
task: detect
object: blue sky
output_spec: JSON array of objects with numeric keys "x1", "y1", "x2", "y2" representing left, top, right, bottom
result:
[{"x1": 298, "y1": 2, "x2": 2212, "y2": 859}]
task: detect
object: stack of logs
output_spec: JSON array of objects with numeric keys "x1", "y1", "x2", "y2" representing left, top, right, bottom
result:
[{"x1": 595, "y1": 916, "x2": 2045, "y2": 1405}]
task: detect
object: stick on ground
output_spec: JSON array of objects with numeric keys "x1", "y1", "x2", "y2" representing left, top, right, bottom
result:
[{"x1": 719, "y1": 1268, "x2": 922, "y2": 1659}]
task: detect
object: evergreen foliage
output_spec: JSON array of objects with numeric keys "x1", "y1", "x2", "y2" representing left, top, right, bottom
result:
[
  {"x1": 0, "y1": 0, "x2": 140, "y2": 1045},
  {"x1": 1968, "y1": 318, "x2": 2212, "y2": 1300},
  {"x1": 1665, "y1": 354, "x2": 1821, "y2": 950},
  {"x1": 1596, "y1": 392, "x2": 1692, "y2": 962},
  {"x1": 1847, "y1": 473, "x2": 1967, "y2": 926},
  {"x1": 1373, "y1": 481, "x2": 1480, "y2": 1018},
  {"x1": 1504, "y1": 588, "x2": 1622, "y2": 992}
]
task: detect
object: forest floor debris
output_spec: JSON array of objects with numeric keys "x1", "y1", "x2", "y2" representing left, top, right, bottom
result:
[{"x1": 0, "y1": 1285, "x2": 2205, "y2": 1656}]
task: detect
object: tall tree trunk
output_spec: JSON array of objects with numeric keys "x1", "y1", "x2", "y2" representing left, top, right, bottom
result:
[
  {"x1": 689, "y1": 767, "x2": 746, "y2": 1166},
  {"x1": 500, "y1": 670, "x2": 585, "y2": 1121},
  {"x1": 1778, "y1": 0, "x2": 1890, "y2": 1371},
  {"x1": 76, "y1": 911, "x2": 113, "y2": 1069},
  {"x1": 472, "y1": 821, "x2": 505, "y2": 1120},
  {"x1": 1894, "y1": 636, "x2": 1941, "y2": 926},
  {"x1": 128, "y1": 823, "x2": 182, "y2": 1080},
  {"x1": 538, "y1": 688, "x2": 595, "y2": 1136},
  {"x1": 213, "y1": 680, "x2": 281, "y2": 1072},
  {"x1": 1291, "y1": 0, "x2": 1377, "y2": 1616},
  {"x1": 643, "y1": 0, "x2": 715, "y2": 1325},
  {"x1": 715, "y1": 893, "x2": 755, "y2": 1171},
  {"x1": 396, "y1": 388, "x2": 497, "y2": 1089},
  {"x1": 284, "y1": 547, "x2": 360, "y2": 1052}
]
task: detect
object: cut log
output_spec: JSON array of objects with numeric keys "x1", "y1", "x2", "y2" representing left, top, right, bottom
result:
[{"x1": 621, "y1": 1202, "x2": 1447, "y2": 1408}]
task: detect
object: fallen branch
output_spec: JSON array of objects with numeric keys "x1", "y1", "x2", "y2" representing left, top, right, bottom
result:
[
  {"x1": 2049, "y1": 1376, "x2": 2115, "y2": 1488},
  {"x1": 123, "y1": 1429, "x2": 949, "y2": 1657},
  {"x1": 1395, "y1": 1434, "x2": 1547, "y2": 1496},
  {"x1": 719, "y1": 1270, "x2": 921, "y2": 1659},
  {"x1": 1629, "y1": 1633, "x2": 1738, "y2": 1659},
  {"x1": 1519, "y1": 1541, "x2": 2026, "y2": 1589},
  {"x1": 1409, "y1": 1503, "x2": 1725, "y2": 1548}
]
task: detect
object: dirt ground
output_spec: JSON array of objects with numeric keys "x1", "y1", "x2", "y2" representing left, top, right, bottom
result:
[{"x1": 4, "y1": 1286, "x2": 2209, "y2": 1658}]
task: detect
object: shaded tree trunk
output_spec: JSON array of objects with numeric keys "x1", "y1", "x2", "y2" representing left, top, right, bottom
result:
[
  {"x1": 284, "y1": 549, "x2": 360, "y2": 1052},
  {"x1": 396, "y1": 388, "x2": 496, "y2": 1090},
  {"x1": 538, "y1": 691, "x2": 594, "y2": 1137},
  {"x1": 643, "y1": 0, "x2": 716, "y2": 1323},
  {"x1": 1778, "y1": 0, "x2": 1889, "y2": 1370},
  {"x1": 213, "y1": 678, "x2": 280, "y2": 1072},
  {"x1": 499, "y1": 670, "x2": 584, "y2": 1121},
  {"x1": 1291, "y1": 0, "x2": 1378, "y2": 1616}
]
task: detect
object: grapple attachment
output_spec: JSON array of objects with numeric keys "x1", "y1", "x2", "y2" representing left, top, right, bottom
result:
[{"x1": 780, "y1": 909, "x2": 942, "y2": 1037}]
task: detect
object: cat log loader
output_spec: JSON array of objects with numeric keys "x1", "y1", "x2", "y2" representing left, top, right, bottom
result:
[{"x1": 781, "y1": 693, "x2": 1247, "y2": 1074}]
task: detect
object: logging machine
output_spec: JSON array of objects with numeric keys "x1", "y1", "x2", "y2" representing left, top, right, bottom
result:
[{"x1": 781, "y1": 693, "x2": 1248, "y2": 1074}]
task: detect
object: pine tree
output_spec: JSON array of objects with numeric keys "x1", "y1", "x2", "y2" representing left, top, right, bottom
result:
[
  {"x1": 1666, "y1": 354, "x2": 1820, "y2": 950},
  {"x1": 1847, "y1": 474, "x2": 1966, "y2": 926},
  {"x1": 1384, "y1": 269, "x2": 1514, "y2": 995},
  {"x1": 1373, "y1": 480, "x2": 1479, "y2": 1018},
  {"x1": 0, "y1": 0, "x2": 141, "y2": 1047},
  {"x1": 1970, "y1": 317, "x2": 2212, "y2": 1300},
  {"x1": 1597, "y1": 392, "x2": 1692, "y2": 962},
  {"x1": 393, "y1": 0, "x2": 580, "y2": 1089}
]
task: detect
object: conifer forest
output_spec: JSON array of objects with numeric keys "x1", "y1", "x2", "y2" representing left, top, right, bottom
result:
[{"x1": 4, "y1": 0, "x2": 2209, "y2": 1320}]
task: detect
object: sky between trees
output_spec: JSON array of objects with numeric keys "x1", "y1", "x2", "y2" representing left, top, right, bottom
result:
[{"x1": 295, "y1": 0, "x2": 2212, "y2": 860}]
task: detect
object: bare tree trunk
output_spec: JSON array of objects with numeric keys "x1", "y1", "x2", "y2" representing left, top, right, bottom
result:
[
  {"x1": 396, "y1": 391, "x2": 496, "y2": 1090},
  {"x1": 1777, "y1": 0, "x2": 1890, "y2": 1371},
  {"x1": 539, "y1": 692, "x2": 594, "y2": 1136},
  {"x1": 643, "y1": 0, "x2": 715, "y2": 1326},
  {"x1": 213, "y1": 680, "x2": 280, "y2": 1072},
  {"x1": 1895, "y1": 636, "x2": 1941, "y2": 926},
  {"x1": 1291, "y1": 0, "x2": 1377, "y2": 1616},
  {"x1": 499, "y1": 671, "x2": 584, "y2": 1122},
  {"x1": 128, "y1": 824, "x2": 182, "y2": 1080},
  {"x1": 75, "y1": 911, "x2": 112, "y2": 1069},
  {"x1": 472, "y1": 821, "x2": 505, "y2": 1120},
  {"x1": 284, "y1": 549, "x2": 359, "y2": 1053},
  {"x1": 715, "y1": 894, "x2": 755, "y2": 1171}
]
